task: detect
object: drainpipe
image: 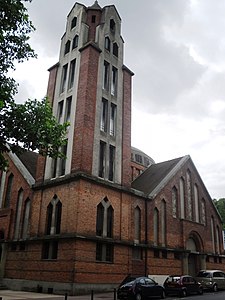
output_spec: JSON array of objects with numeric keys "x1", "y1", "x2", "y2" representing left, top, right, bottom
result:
[{"x1": 145, "y1": 198, "x2": 148, "y2": 276}]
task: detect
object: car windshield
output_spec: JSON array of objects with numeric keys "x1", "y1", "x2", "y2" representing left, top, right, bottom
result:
[
  {"x1": 166, "y1": 276, "x2": 180, "y2": 282},
  {"x1": 197, "y1": 271, "x2": 212, "y2": 278}
]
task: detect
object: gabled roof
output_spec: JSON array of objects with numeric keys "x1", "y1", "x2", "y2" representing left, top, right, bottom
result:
[{"x1": 132, "y1": 155, "x2": 189, "y2": 197}]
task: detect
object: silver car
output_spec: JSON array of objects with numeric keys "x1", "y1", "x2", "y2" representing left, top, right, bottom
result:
[{"x1": 196, "y1": 270, "x2": 225, "y2": 292}]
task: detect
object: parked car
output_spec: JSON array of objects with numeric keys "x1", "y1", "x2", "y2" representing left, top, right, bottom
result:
[
  {"x1": 196, "y1": 270, "x2": 225, "y2": 292},
  {"x1": 117, "y1": 276, "x2": 166, "y2": 299},
  {"x1": 164, "y1": 275, "x2": 203, "y2": 297}
]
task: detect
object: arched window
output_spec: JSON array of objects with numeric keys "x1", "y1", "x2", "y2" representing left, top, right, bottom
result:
[
  {"x1": 201, "y1": 198, "x2": 206, "y2": 225},
  {"x1": 96, "y1": 197, "x2": 113, "y2": 238},
  {"x1": 134, "y1": 206, "x2": 141, "y2": 243},
  {"x1": 187, "y1": 170, "x2": 192, "y2": 220},
  {"x1": 14, "y1": 188, "x2": 23, "y2": 239},
  {"x1": 194, "y1": 184, "x2": 199, "y2": 222},
  {"x1": 45, "y1": 195, "x2": 62, "y2": 235},
  {"x1": 179, "y1": 177, "x2": 185, "y2": 219},
  {"x1": 161, "y1": 200, "x2": 166, "y2": 246},
  {"x1": 4, "y1": 173, "x2": 14, "y2": 208},
  {"x1": 96, "y1": 202, "x2": 104, "y2": 236},
  {"x1": 153, "y1": 208, "x2": 159, "y2": 246},
  {"x1": 21, "y1": 198, "x2": 31, "y2": 239},
  {"x1": 216, "y1": 225, "x2": 220, "y2": 254},
  {"x1": 172, "y1": 186, "x2": 178, "y2": 218},
  {"x1": 113, "y1": 42, "x2": 118, "y2": 57},
  {"x1": 211, "y1": 216, "x2": 215, "y2": 253},
  {"x1": 105, "y1": 36, "x2": 110, "y2": 51}
]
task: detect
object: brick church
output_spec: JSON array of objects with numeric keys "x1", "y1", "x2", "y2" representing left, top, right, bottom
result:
[{"x1": 0, "y1": 1, "x2": 224, "y2": 295}]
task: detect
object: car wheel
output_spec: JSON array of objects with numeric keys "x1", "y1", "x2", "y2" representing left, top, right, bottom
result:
[
  {"x1": 213, "y1": 284, "x2": 218, "y2": 292},
  {"x1": 180, "y1": 289, "x2": 187, "y2": 297},
  {"x1": 161, "y1": 290, "x2": 166, "y2": 299},
  {"x1": 136, "y1": 293, "x2": 142, "y2": 300}
]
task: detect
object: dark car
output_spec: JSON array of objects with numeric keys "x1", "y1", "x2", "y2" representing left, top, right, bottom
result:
[
  {"x1": 117, "y1": 276, "x2": 165, "y2": 300},
  {"x1": 196, "y1": 270, "x2": 225, "y2": 291},
  {"x1": 164, "y1": 275, "x2": 203, "y2": 297}
]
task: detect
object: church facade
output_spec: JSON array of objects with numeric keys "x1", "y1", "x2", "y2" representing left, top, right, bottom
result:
[{"x1": 0, "y1": 2, "x2": 224, "y2": 295}]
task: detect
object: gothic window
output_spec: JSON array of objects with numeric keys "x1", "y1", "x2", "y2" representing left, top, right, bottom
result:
[
  {"x1": 21, "y1": 198, "x2": 31, "y2": 239},
  {"x1": 108, "y1": 145, "x2": 115, "y2": 181},
  {"x1": 65, "y1": 96, "x2": 72, "y2": 122},
  {"x1": 60, "y1": 64, "x2": 68, "y2": 93},
  {"x1": 194, "y1": 184, "x2": 200, "y2": 223},
  {"x1": 201, "y1": 198, "x2": 206, "y2": 225},
  {"x1": 111, "y1": 66, "x2": 118, "y2": 96},
  {"x1": 105, "y1": 37, "x2": 110, "y2": 51},
  {"x1": 161, "y1": 200, "x2": 166, "y2": 246},
  {"x1": 68, "y1": 59, "x2": 76, "y2": 89},
  {"x1": 71, "y1": 16, "x2": 77, "y2": 29},
  {"x1": 100, "y1": 98, "x2": 108, "y2": 132},
  {"x1": 96, "y1": 198, "x2": 113, "y2": 238},
  {"x1": 110, "y1": 19, "x2": 115, "y2": 32},
  {"x1": 4, "y1": 173, "x2": 14, "y2": 208},
  {"x1": 179, "y1": 177, "x2": 185, "y2": 219},
  {"x1": 172, "y1": 186, "x2": 178, "y2": 218},
  {"x1": 98, "y1": 141, "x2": 106, "y2": 178},
  {"x1": 103, "y1": 61, "x2": 109, "y2": 91},
  {"x1": 211, "y1": 216, "x2": 215, "y2": 253},
  {"x1": 113, "y1": 42, "x2": 118, "y2": 57},
  {"x1": 64, "y1": 40, "x2": 71, "y2": 55},
  {"x1": 134, "y1": 206, "x2": 141, "y2": 243},
  {"x1": 72, "y1": 35, "x2": 79, "y2": 49},
  {"x1": 216, "y1": 225, "x2": 220, "y2": 254},
  {"x1": 45, "y1": 196, "x2": 62, "y2": 236},
  {"x1": 153, "y1": 208, "x2": 159, "y2": 246},
  {"x1": 187, "y1": 170, "x2": 193, "y2": 220},
  {"x1": 110, "y1": 103, "x2": 116, "y2": 136},
  {"x1": 14, "y1": 188, "x2": 23, "y2": 239}
]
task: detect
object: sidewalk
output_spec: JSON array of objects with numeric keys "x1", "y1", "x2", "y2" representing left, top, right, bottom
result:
[{"x1": 0, "y1": 290, "x2": 115, "y2": 300}]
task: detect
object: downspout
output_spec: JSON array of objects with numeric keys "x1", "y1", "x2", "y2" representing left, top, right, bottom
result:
[{"x1": 145, "y1": 198, "x2": 148, "y2": 276}]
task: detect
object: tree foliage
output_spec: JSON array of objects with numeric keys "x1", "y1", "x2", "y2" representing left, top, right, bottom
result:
[
  {"x1": 214, "y1": 198, "x2": 225, "y2": 230},
  {"x1": 0, "y1": 0, "x2": 69, "y2": 170}
]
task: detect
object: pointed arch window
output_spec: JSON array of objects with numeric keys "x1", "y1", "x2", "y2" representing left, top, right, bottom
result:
[
  {"x1": 14, "y1": 188, "x2": 24, "y2": 239},
  {"x1": 201, "y1": 198, "x2": 206, "y2": 225},
  {"x1": 4, "y1": 173, "x2": 14, "y2": 208},
  {"x1": 211, "y1": 216, "x2": 215, "y2": 253},
  {"x1": 161, "y1": 200, "x2": 166, "y2": 246},
  {"x1": 21, "y1": 198, "x2": 31, "y2": 239},
  {"x1": 134, "y1": 206, "x2": 141, "y2": 243},
  {"x1": 216, "y1": 225, "x2": 220, "y2": 254},
  {"x1": 179, "y1": 177, "x2": 185, "y2": 219},
  {"x1": 45, "y1": 196, "x2": 62, "y2": 236},
  {"x1": 153, "y1": 208, "x2": 159, "y2": 246},
  {"x1": 187, "y1": 170, "x2": 193, "y2": 220},
  {"x1": 172, "y1": 186, "x2": 178, "y2": 218},
  {"x1": 194, "y1": 184, "x2": 199, "y2": 223}
]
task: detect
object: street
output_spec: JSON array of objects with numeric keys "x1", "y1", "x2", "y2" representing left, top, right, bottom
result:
[{"x1": 167, "y1": 290, "x2": 225, "y2": 300}]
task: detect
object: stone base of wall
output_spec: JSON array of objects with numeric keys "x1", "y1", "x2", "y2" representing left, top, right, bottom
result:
[{"x1": 2, "y1": 278, "x2": 117, "y2": 296}]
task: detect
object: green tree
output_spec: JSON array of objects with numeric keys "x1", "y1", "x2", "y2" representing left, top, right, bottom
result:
[
  {"x1": 0, "y1": 0, "x2": 68, "y2": 170},
  {"x1": 214, "y1": 198, "x2": 225, "y2": 230}
]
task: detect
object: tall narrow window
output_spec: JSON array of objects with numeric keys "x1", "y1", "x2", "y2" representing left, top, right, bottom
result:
[
  {"x1": 134, "y1": 206, "x2": 141, "y2": 243},
  {"x1": 72, "y1": 35, "x2": 79, "y2": 49},
  {"x1": 201, "y1": 199, "x2": 206, "y2": 225},
  {"x1": 105, "y1": 37, "x2": 110, "y2": 51},
  {"x1": 100, "y1": 98, "x2": 108, "y2": 132},
  {"x1": 14, "y1": 188, "x2": 24, "y2": 239},
  {"x1": 99, "y1": 141, "x2": 106, "y2": 178},
  {"x1": 96, "y1": 203, "x2": 104, "y2": 236},
  {"x1": 60, "y1": 64, "x2": 68, "y2": 93},
  {"x1": 64, "y1": 40, "x2": 71, "y2": 55},
  {"x1": 113, "y1": 42, "x2": 118, "y2": 57},
  {"x1": 172, "y1": 186, "x2": 178, "y2": 218},
  {"x1": 57, "y1": 100, "x2": 64, "y2": 123},
  {"x1": 180, "y1": 177, "x2": 185, "y2": 219},
  {"x1": 110, "y1": 104, "x2": 116, "y2": 136},
  {"x1": 194, "y1": 184, "x2": 199, "y2": 223},
  {"x1": 21, "y1": 198, "x2": 31, "y2": 239},
  {"x1": 153, "y1": 208, "x2": 159, "y2": 246},
  {"x1": 71, "y1": 16, "x2": 77, "y2": 29},
  {"x1": 187, "y1": 170, "x2": 192, "y2": 220},
  {"x1": 110, "y1": 19, "x2": 115, "y2": 32},
  {"x1": 4, "y1": 173, "x2": 14, "y2": 208},
  {"x1": 68, "y1": 59, "x2": 76, "y2": 89},
  {"x1": 108, "y1": 145, "x2": 115, "y2": 181},
  {"x1": 111, "y1": 66, "x2": 118, "y2": 96},
  {"x1": 45, "y1": 196, "x2": 62, "y2": 236},
  {"x1": 103, "y1": 61, "x2": 109, "y2": 91},
  {"x1": 65, "y1": 96, "x2": 72, "y2": 122},
  {"x1": 161, "y1": 200, "x2": 166, "y2": 246},
  {"x1": 59, "y1": 141, "x2": 68, "y2": 176},
  {"x1": 211, "y1": 216, "x2": 215, "y2": 253}
]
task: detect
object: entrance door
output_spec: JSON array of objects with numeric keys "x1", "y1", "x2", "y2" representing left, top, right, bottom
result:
[{"x1": 188, "y1": 254, "x2": 197, "y2": 277}]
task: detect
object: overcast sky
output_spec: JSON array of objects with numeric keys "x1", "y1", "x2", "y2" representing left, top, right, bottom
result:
[{"x1": 12, "y1": 0, "x2": 225, "y2": 199}]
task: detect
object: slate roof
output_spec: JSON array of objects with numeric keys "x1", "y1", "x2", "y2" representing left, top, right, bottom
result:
[
  {"x1": 18, "y1": 150, "x2": 38, "y2": 179},
  {"x1": 132, "y1": 156, "x2": 188, "y2": 197}
]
